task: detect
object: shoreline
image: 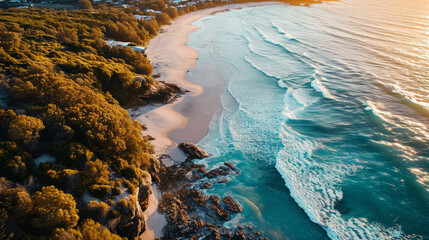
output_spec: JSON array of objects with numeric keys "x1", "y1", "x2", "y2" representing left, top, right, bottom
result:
[
  {"x1": 135, "y1": 1, "x2": 282, "y2": 239},
  {"x1": 134, "y1": 1, "x2": 282, "y2": 162}
]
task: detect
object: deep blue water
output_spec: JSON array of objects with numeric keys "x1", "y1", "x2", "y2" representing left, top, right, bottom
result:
[{"x1": 187, "y1": 0, "x2": 429, "y2": 239}]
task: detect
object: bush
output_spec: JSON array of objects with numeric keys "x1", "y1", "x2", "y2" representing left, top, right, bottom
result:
[
  {"x1": 8, "y1": 115, "x2": 44, "y2": 145},
  {"x1": 156, "y1": 13, "x2": 171, "y2": 25},
  {"x1": 31, "y1": 186, "x2": 79, "y2": 231},
  {"x1": 52, "y1": 219, "x2": 122, "y2": 240},
  {"x1": 78, "y1": 0, "x2": 93, "y2": 9},
  {"x1": 85, "y1": 200, "x2": 110, "y2": 221},
  {"x1": 0, "y1": 141, "x2": 31, "y2": 181},
  {"x1": 0, "y1": 187, "x2": 32, "y2": 219}
]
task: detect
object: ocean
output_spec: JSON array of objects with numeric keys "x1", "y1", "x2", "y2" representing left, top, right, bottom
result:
[{"x1": 186, "y1": 0, "x2": 429, "y2": 239}]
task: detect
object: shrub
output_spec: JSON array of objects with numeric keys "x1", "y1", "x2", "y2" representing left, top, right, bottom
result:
[
  {"x1": 0, "y1": 141, "x2": 31, "y2": 180},
  {"x1": 31, "y1": 186, "x2": 79, "y2": 230},
  {"x1": 0, "y1": 187, "x2": 32, "y2": 218},
  {"x1": 8, "y1": 115, "x2": 45, "y2": 144}
]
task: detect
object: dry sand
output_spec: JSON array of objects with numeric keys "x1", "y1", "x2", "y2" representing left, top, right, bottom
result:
[{"x1": 135, "y1": 2, "x2": 281, "y2": 239}]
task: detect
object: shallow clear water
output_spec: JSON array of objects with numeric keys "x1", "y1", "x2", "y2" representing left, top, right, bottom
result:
[{"x1": 187, "y1": 0, "x2": 429, "y2": 239}]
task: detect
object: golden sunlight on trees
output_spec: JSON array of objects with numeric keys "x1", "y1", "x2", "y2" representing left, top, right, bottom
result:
[
  {"x1": 52, "y1": 219, "x2": 122, "y2": 240},
  {"x1": 57, "y1": 27, "x2": 79, "y2": 45},
  {"x1": 81, "y1": 159, "x2": 112, "y2": 198},
  {"x1": 156, "y1": 13, "x2": 172, "y2": 25},
  {"x1": 8, "y1": 115, "x2": 44, "y2": 144},
  {"x1": 78, "y1": 0, "x2": 93, "y2": 9},
  {"x1": 79, "y1": 219, "x2": 123, "y2": 240},
  {"x1": 0, "y1": 142, "x2": 31, "y2": 180},
  {"x1": 31, "y1": 186, "x2": 79, "y2": 230},
  {"x1": 166, "y1": 7, "x2": 179, "y2": 19}
]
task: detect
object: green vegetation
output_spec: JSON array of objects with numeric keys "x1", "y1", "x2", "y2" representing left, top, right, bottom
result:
[{"x1": 0, "y1": 4, "x2": 166, "y2": 239}]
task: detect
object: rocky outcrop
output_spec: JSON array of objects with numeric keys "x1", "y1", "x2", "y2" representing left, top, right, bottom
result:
[
  {"x1": 106, "y1": 194, "x2": 145, "y2": 239},
  {"x1": 138, "y1": 81, "x2": 182, "y2": 103},
  {"x1": 224, "y1": 162, "x2": 240, "y2": 174},
  {"x1": 156, "y1": 156, "x2": 269, "y2": 240},
  {"x1": 222, "y1": 196, "x2": 243, "y2": 213},
  {"x1": 126, "y1": 81, "x2": 183, "y2": 107},
  {"x1": 148, "y1": 157, "x2": 164, "y2": 184},
  {"x1": 178, "y1": 142, "x2": 209, "y2": 159},
  {"x1": 138, "y1": 172, "x2": 152, "y2": 212},
  {"x1": 208, "y1": 195, "x2": 230, "y2": 221},
  {"x1": 104, "y1": 173, "x2": 152, "y2": 239},
  {"x1": 206, "y1": 167, "x2": 229, "y2": 178}
]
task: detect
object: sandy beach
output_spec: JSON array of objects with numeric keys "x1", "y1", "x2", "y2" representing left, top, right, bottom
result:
[
  {"x1": 136, "y1": 2, "x2": 281, "y2": 239},
  {"x1": 133, "y1": 1, "x2": 281, "y2": 162}
]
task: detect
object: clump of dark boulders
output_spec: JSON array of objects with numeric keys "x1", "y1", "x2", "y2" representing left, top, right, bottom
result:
[
  {"x1": 216, "y1": 179, "x2": 229, "y2": 184},
  {"x1": 209, "y1": 203, "x2": 231, "y2": 221},
  {"x1": 232, "y1": 230, "x2": 246, "y2": 240},
  {"x1": 222, "y1": 196, "x2": 243, "y2": 213},
  {"x1": 206, "y1": 168, "x2": 229, "y2": 178},
  {"x1": 178, "y1": 142, "x2": 210, "y2": 159},
  {"x1": 224, "y1": 162, "x2": 240, "y2": 174},
  {"x1": 156, "y1": 145, "x2": 268, "y2": 240}
]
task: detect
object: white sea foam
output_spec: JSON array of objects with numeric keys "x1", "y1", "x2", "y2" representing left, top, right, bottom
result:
[
  {"x1": 391, "y1": 83, "x2": 429, "y2": 110},
  {"x1": 275, "y1": 126, "x2": 412, "y2": 239},
  {"x1": 277, "y1": 95, "x2": 417, "y2": 239},
  {"x1": 271, "y1": 22, "x2": 299, "y2": 41},
  {"x1": 310, "y1": 77, "x2": 336, "y2": 99},
  {"x1": 364, "y1": 101, "x2": 396, "y2": 125},
  {"x1": 282, "y1": 87, "x2": 318, "y2": 120}
]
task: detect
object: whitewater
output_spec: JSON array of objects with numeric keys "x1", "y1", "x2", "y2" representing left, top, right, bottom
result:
[{"x1": 187, "y1": 0, "x2": 429, "y2": 239}]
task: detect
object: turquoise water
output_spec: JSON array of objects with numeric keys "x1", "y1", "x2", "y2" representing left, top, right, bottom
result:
[{"x1": 187, "y1": 0, "x2": 429, "y2": 239}]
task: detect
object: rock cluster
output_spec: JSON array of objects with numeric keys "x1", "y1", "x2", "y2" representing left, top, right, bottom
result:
[
  {"x1": 178, "y1": 142, "x2": 210, "y2": 159},
  {"x1": 156, "y1": 145, "x2": 269, "y2": 240},
  {"x1": 222, "y1": 196, "x2": 243, "y2": 213},
  {"x1": 127, "y1": 81, "x2": 184, "y2": 107}
]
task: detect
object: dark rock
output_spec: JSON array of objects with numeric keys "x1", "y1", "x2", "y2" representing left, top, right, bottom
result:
[
  {"x1": 178, "y1": 142, "x2": 209, "y2": 159},
  {"x1": 138, "y1": 81, "x2": 182, "y2": 104},
  {"x1": 209, "y1": 204, "x2": 230, "y2": 221},
  {"x1": 206, "y1": 168, "x2": 229, "y2": 179},
  {"x1": 146, "y1": 135, "x2": 155, "y2": 141},
  {"x1": 148, "y1": 157, "x2": 164, "y2": 184},
  {"x1": 204, "y1": 181, "x2": 212, "y2": 189},
  {"x1": 216, "y1": 179, "x2": 228, "y2": 184},
  {"x1": 189, "y1": 189, "x2": 207, "y2": 206},
  {"x1": 232, "y1": 230, "x2": 246, "y2": 240},
  {"x1": 219, "y1": 166, "x2": 228, "y2": 171},
  {"x1": 224, "y1": 162, "x2": 240, "y2": 174},
  {"x1": 205, "y1": 226, "x2": 220, "y2": 240},
  {"x1": 222, "y1": 196, "x2": 243, "y2": 213},
  {"x1": 107, "y1": 196, "x2": 145, "y2": 239},
  {"x1": 138, "y1": 183, "x2": 151, "y2": 212},
  {"x1": 224, "y1": 162, "x2": 236, "y2": 170},
  {"x1": 209, "y1": 195, "x2": 221, "y2": 206}
]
